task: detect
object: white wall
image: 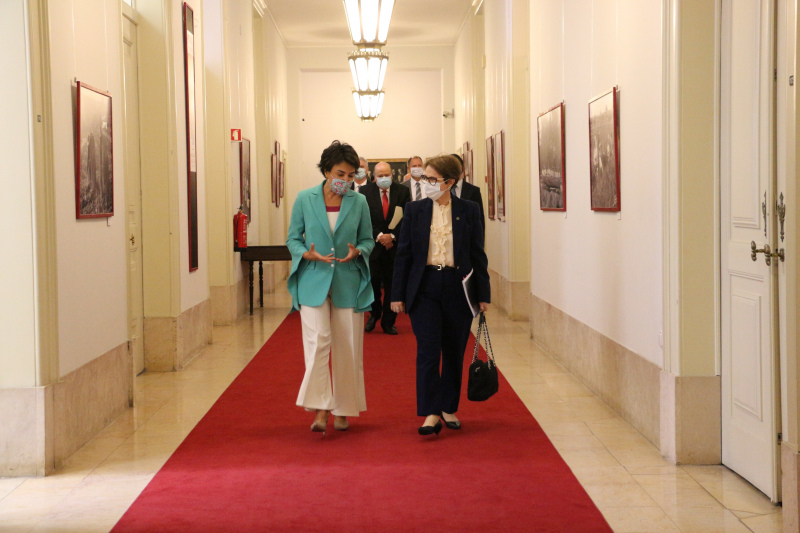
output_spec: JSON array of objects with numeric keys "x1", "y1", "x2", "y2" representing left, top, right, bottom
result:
[
  {"x1": 483, "y1": 0, "x2": 512, "y2": 278},
  {"x1": 47, "y1": 0, "x2": 128, "y2": 376},
  {"x1": 175, "y1": 0, "x2": 210, "y2": 312},
  {"x1": 529, "y1": 0, "x2": 664, "y2": 366},
  {"x1": 261, "y1": 13, "x2": 288, "y2": 246},
  {"x1": 0, "y1": 0, "x2": 37, "y2": 388},
  {"x1": 286, "y1": 46, "x2": 455, "y2": 218}
]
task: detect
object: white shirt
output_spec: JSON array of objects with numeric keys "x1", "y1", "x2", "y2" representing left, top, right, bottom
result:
[
  {"x1": 411, "y1": 179, "x2": 423, "y2": 201},
  {"x1": 354, "y1": 179, "x2": 368, "y2": 192},
  {"x1": 453, "y1": 180, "x2": 463, "y2": 198},
  {"x1": 426, "y1": 201, "x2": 455, "y2": 267}
]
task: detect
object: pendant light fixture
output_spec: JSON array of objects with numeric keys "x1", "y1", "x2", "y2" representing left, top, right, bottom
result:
[{"x1": 343, "y1": 0, "x2": 395, "y2": 121}]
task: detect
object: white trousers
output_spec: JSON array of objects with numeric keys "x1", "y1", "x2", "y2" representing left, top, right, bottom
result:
[{"x1": 296, "y1": 298, "x2": 367, "y2": 416}]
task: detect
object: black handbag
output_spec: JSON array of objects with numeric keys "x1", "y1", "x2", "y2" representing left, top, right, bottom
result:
[{"x1": 467, "y1": 313, "x2": 498, "y2": 401}]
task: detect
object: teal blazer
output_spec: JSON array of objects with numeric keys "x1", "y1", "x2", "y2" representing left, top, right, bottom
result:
[{"x1": 286, "y1": 182, "x2": 375, "y2": 312}]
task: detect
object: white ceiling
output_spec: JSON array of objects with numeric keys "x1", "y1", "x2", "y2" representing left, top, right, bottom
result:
[{"x1": 263, "y1": 0, "x2": 475, "y2": 47}]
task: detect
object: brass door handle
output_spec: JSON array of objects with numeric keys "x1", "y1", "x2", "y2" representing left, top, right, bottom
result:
[
  {"x1": 130, "y1": 234, "x2": 135, "y2": 245},
  {"x1": 751, "y1": 241, "x2": 784, "y2": 266}
]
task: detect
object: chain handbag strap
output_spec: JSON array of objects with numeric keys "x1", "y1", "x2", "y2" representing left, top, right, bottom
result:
[{"x1": 471, "y1": 312, "x2": 496, "y2": 367}]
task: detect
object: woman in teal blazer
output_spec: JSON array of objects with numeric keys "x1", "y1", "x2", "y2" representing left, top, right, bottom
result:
[{"x1": 286, "y1": 141, "x2": 374, "y2": 434}]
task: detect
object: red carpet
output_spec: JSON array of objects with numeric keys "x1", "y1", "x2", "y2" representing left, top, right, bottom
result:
[{"x1": 113, "y1": 312, "x2": 611, "y2": 532}]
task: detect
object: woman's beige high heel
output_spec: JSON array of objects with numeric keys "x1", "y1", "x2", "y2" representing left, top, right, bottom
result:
[
  {"x1": 310, "y1": 410, "x2": 329, "y2": 433},
  {"x1": 334, "y1": 416, "x2": 349, "y2": 431}
]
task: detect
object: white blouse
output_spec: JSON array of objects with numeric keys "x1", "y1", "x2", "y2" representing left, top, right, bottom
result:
[{"x1": 426, "y1": 201, "x2": 455, "y2": 267}]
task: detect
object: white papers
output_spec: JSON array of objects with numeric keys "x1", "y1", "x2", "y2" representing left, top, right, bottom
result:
[
  {"x1": 388, "y1": 206, "x2": 403, "y2": 230},
  {"x1": 462, "y1": 268, "x2": 480, "y2": 317}
]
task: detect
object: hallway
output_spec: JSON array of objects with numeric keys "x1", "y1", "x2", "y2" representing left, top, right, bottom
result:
[{"x1": 0, "y1": 288, "x2": 782, "y2": 532}]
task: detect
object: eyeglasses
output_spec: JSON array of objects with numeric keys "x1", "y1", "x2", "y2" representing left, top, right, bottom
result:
[{"x1": 421, "y1": 176, "x2": 451, "y2": 186}]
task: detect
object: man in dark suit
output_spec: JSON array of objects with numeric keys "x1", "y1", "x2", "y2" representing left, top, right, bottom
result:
[
  {"x1": 361, "y1": 161, "x2": 411, "y2": 335},
  {"x1": 451, "y1": 153, "x2": 485, "y2": 232},
  {"x1": 402, "y1": 155, "x2": 426, "y2": 201}
]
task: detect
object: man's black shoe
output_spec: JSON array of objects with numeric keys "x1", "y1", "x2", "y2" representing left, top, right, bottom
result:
[
  {"x1": 365, "y1": 315, "x2": 377, "y2": 332},
  {"x1": 383, "y1": 325, "x2": 398, "y2": 335}
]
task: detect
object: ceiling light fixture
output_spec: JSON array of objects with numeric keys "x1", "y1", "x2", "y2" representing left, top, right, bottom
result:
[{"x1": 343, "y1": 0, "x2": 394, "y2": 121}]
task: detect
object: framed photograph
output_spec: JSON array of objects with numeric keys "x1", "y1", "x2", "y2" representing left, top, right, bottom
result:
[
  {"x1": 368, "y1": 158, "x2": 407, "y2": 183},
  {"x1": 589, "y1": 87, "x2": 620, "y2": 211},
  {"x1": 271, "y1": 153, "x2": 278, "y2": 204},
  {"x1": 537, "y1": 102, "x2": 567, "y2": 211},
  {"x1": 183, "y1": 2, "x2": 199, "y2": 271},
  {"x1": 465, "y1": 149, "x2": 473, "y2": 184},
  {"x1": 494, "y1": 130, "x2": 506, "y2": 220},
  {"x1": 75, "y1": 82, "x2": 113, "y2": 218},
  {"x1": 486, "y1": 135, "x2": 495, "y2": 220},
  {"x1": 239, "y1": 139, "x2": 251, "y2": 222},
  {"x1": 274, "y1": 141, "x2": 280, "y2": 157}
]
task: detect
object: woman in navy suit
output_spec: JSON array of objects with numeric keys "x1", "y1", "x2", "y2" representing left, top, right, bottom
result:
[{"x1": 391, "y1": 155, "x2": 491, "y2": 435}]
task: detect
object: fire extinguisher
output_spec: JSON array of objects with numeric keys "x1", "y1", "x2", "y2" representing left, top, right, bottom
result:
[{"x1": 233, "y1": 207, "x2": 248, "y2": 251}]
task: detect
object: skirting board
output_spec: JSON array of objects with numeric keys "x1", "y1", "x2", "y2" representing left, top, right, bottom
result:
[
  {"x1": 488, "y1": 269, "x2": 530, "y2": 321},
  {"x1": 530, "y1": 294, "x2": 661, "y2": 446},
  {"x1": 0, "y1": 342, "x2": 131, "y2": 476},
  {"x1": 784, "y1": 443, "x2": 800, "y2": 532},
  {"x1": 144, "y1": 298, "x2": 212, "y2": 372}
]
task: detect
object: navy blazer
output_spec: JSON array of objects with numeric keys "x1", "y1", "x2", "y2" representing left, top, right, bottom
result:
[
  {"x1": 360, "y1": 181, "x2": 412, "y2": 260},
  {"x1": 391, "y1": 195, "x2": 490, "y2": 312}
]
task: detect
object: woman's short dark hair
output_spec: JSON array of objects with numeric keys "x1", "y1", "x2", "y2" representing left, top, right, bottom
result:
[
  {"x1": 425, "y1": 154, "x2": 461, "y2": 183},
  {"x1": 318, "y1": 140, "x2": 360, "y2": 176}
]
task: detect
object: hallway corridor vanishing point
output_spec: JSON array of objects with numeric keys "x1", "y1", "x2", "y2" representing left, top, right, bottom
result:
[{"x1": 0, "y1": 287, "x2": 784, "y2": 532}]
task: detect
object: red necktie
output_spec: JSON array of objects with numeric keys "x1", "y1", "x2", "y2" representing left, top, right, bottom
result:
[{"x1": 382, "y1": 190, "x2": 389, "y2": 219}]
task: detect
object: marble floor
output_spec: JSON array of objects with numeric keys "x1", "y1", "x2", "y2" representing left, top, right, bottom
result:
[{"x1": 0, "y1": 287, "x2": 784, "y2": 532}]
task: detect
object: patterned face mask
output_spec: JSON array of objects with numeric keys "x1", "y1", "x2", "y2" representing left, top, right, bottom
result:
[{"x1": 329, "y1": 177, "x2": 350, "y2": 196}]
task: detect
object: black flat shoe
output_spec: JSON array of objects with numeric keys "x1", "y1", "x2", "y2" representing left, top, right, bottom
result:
[
  {"x1": 383, "y1": 325, "x2": 398, "y2": 335},
  {"x1": 417, "y1": 419, "x2": 442, "y2": 436},
  {"x1": 364, "y1": 315, "x2": 377, "y2": 332}
]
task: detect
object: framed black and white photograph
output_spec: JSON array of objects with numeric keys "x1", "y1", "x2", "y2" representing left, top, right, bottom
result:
[
  {"x1": 271, "y1": 153, "x2": 278, "y2": 205},
  {"x1": 465, "y1": 149, "x2": 473, "y2": 184},
  {"x1": 537, "y1": 102, "x2": 566, "y2": 211},
  {"x1": 183, "y1": 2, "x2": 199, "y2": 270},
  {"x1": 494, "y1": 130, "x2": 506, "y2": 221},
  {"x1": 589, "y1": 87, "x2": 620, "y2": 212},
  {"x1": 75, "y1": 82, "x2": 113, "y2": 219},
  {"x1": 486, "y1": 135, "x2": 495, "y2": 220},
  {"x1": 239, "y1": 139, "x2": 251, "y2": 222}
]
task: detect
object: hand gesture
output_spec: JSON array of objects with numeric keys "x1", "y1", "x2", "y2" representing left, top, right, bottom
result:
[
  {"x1": 391, "y1": 301, "x2": 405, "y2": 314},
  {"x1": 479, "y1": 302, "x2": 490, "y2": 313},
  {"x1": 302, "y1": 243, "x2": 334, "y2": 263},
  {"x1": 336, "y1": 243, "x2": 361, "y2": 263},
  {"x1": 377, "y1": 233, "x2": 394, "y2": 250}
]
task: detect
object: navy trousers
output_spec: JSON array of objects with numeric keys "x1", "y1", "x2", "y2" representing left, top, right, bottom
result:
[
  {"x1": 369, "y1": 251, "x2": 396, "y2": 329},
  {"x1": 408, "y1": 268, "x2": 474, "y2": 417}
]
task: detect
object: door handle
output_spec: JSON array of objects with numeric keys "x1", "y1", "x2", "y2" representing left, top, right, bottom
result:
[
  {"x1": 130, "y1": 234, "x2": 135, "y2": 245},
  {"x1": 751, "y1": 241, "x2": 784, "y2": 266}
]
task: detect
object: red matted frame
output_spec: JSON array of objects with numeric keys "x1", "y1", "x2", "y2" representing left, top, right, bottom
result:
[
  {"x1": 75, "y1": 81, "x2": 114, "y2": 218},
  {"x1": 271, "y1": 153, "x2": 278, "y2": 204},
  {"x1": 277, "y1": 160, "x2": 284, "y2": 208},
  {"x1": 485, "y1": 135, "x2": 495, "y2": 220},
  {"x1": 239, "y1": 138, "x2": 251, "y2": 223},
  {"x1": 494, "y1": 130, "x2": 506, "y2": 220},
  {"x1": 279, "y1": 153, "x2": 286, "y2": 199},
  {"x1": 183, "y1": 2, "x2": 199, "y2": 270},
  {"x1": 588, "y1": 87, "x2": 621, "y2": 212},
  {"x1": 537, "y1": 102, "x2": 567, "y2": 211}
]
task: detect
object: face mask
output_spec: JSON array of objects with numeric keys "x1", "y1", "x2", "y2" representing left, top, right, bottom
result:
[
  {"x1": 329, "y1": 177, "x2": 350, "y2": 196},
  {"x1": 410, "y1": 167, "x2": 424, "y2": 179},
  {"x1": 376, "y1": 177, "x2": 392, "y2": 189},
  {"x1": 422, "y1": 180, "x2": 451, "y2": 201},
  {"x1": 356, "y1": 168, "x2": 366, "y2": 180}
]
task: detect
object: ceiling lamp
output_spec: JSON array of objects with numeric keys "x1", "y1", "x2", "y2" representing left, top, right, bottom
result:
[
  {"x1": 343, "y1": 0, "x2": 395, "y2": 47},
  {"x1": 348, "y1": 48, "x2": 388, "y2": 93},
  {"x1": 352, "y1": 89, "x2": 385, "y2": 122}
]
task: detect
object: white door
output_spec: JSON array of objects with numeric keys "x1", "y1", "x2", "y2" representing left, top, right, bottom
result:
[
  {"x1": 720, "y1": 0, "x2": 781, "y2": 501},
  {"x1": 123, "y1": 8, "x2": 145, "y2": 376}
]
